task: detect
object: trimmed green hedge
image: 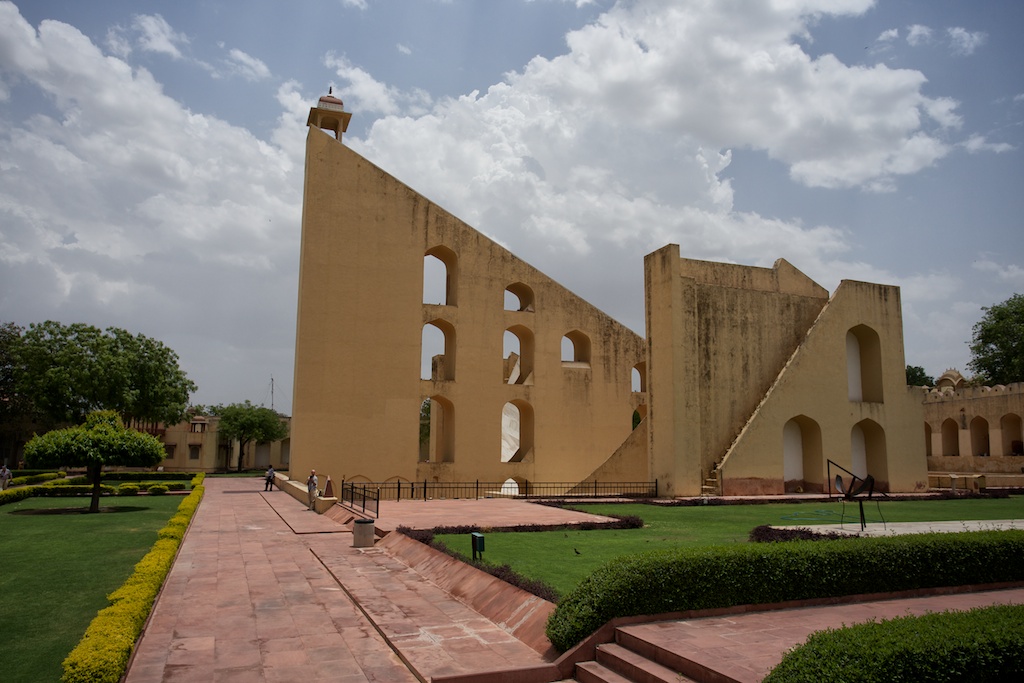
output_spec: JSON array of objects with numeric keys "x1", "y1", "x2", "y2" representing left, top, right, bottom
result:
[
  {"x1": 60, "y1": 474, "x2": 205, "y2": 683},
  {"x1": 546, "y1": 531, "x2": 1024, "y2": 652},
  {"x1": 34, "y1": 484, "x2": 117, "y2": 497},
  {"x1": 67, "y1": 472, "x2": 195, "y2": 483},
  {"x1": 0, "y1": 486, "x2": 34, "y2": 505},
  {"x1": 10, "y1": 471, "x2": 66, "y2": 486},
  {"x1": 765, "y1": 603, "x2": 1024, "y2": 682}
]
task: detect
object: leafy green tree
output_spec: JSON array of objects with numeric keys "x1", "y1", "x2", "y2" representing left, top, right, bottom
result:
[
  {"x1": 23, "y1": 411, "x2": 166, "y2": 512},
  {"x1": 211, "y1": 401, "x2": 289, "y2": 471},
  {"x1": 14, "y1": 321, "x2": 196, "y2": 428},
  {"x1": 905, "y1": 365, "x2": 935, "y2": 387},
  {"x1": 968, "y1": 294, "x2": 1024, "y2": 385}
]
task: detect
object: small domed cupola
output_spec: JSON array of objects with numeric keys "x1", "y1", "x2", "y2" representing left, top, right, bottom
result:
[{"x1": 306, "y1": 87, "x2": 352, "y2": 141}]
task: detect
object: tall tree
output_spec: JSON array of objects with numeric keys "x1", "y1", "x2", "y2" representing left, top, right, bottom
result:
[
  {"x1": 905, "y1": 365, "x2": 935, "y2": 387},
  {"x1": 968, "y1": 294, "x2": 1024, "y2": 385},
  {"x1": 14, "y1": 321, "x2": 196, "y2": 428},
  {"x1": 23, "y1": 411, "x2": 166, "y2": 512},
  {"x1": 212, "y1": 401, "x2": 289, "y2": 471}
]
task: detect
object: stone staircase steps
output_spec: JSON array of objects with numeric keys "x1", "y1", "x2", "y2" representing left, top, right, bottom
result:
[{"x1": 574, "y1": 637, "x2": 700, "y2": 683}]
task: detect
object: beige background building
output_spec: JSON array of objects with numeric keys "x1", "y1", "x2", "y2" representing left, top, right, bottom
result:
[
  {"x1": 290, "y1": 97, "x2": 929, "y2": 497},
  {"x1": 157, "y1": 415, "x2": 291, "y2": 473},
  {"x1": 923, "y1": 370, "x2": 1024, "y2": 487}
]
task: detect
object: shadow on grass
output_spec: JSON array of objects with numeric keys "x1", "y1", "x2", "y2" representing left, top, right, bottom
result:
[{"x1": 9, "y1": 506, "x2": 150, "y2": 515}]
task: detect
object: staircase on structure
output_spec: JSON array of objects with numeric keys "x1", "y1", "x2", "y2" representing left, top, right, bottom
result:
[
  {"x1": 572, "y1": 624, "x2": 729, "y2": 683},
  {"x1": 701, "y1": 467, "x2": 720, "y2": 497}
]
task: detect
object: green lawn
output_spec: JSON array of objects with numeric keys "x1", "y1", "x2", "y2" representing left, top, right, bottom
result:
[
  {"x1": 0, "y1": 494, "x2": 183, "y2": 683},
  {"x1": 436, "y1": 496, "x2": 1024, "y2": 598}
]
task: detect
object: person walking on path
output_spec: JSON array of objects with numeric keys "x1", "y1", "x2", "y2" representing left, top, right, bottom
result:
[
  {"x1": 0, "y1": 464, "x2": 11, "y2": 490},
  {"x1": 264, "y1": 466, "x2": 275, "y2": 491},
  {"x1": 306, "y1": 469, "x2": 318, "y2": 510}
]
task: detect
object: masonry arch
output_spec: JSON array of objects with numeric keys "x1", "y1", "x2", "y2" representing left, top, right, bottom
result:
[
  {"x1": 924, "y1": 422, "x2": 933, "y2": 457},
  {"x1": 632, "y1": 404, "x2": 648, "y2": 430},
  {"x1": 783, "y1": 416, "x2": 823, "y2": 493},
  {"x1": 561, "y1": 329, "x2": 591, "y2": 365},
  {"x1": 423, "y1": 395, "x2": 455, "y2": 463},
  {"x1": 421, "y1": 319, "x2": 456, "y2": 380},
  {"x1": 501, "y1": 400, "x2": 534, "y2": 463},
  {"x1": 846, "y1": 325, "x2": 883, "y2": 402},
  {"x1": 500, "y1": 476, "x2": 526, "y2": 497},
  {"x1": 941, "y1": 418, "x2": 960, "y2": 456},
  {"x1": 632, "y1": 361, "x2": 647, "y2": 392},
  {"x1": 503, "y1": 325, "x2": 534, "y2": 384},
  {"x1": 504, "y1": 282, "x2": 535, "y2": 311},
  {"x1": 1002, "y1": 413, "x2": 1023, "y2": 456},
  {"x1": 424, "y1": 246, "x2": 458, "y2": 306},
  {"x1": 851, "y1": 419, "x2": 888, "y2": 490},
  {"x1": 970, "y1": 416, "x2": 990, "y2": 457}
]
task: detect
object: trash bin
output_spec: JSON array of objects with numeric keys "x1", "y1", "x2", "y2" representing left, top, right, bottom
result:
[{"x1": 353, "y1": 518, "x2": 375, "y2": 547}]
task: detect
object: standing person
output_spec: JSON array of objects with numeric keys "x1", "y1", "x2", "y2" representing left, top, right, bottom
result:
[
  {"x1": 306, "y1": 469, "x2": 318, "y2": 510},
  {"x1": 264, "y1": 466, "x2": 275, "y2": 491},
  {"x1": 0, "y1": 464, "x2": 11, "y2": 491}
]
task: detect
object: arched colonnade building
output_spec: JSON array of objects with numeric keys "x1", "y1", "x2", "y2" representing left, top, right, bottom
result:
[{"x1": 289, "y1": 95, "x2": 928, "y2": 497}]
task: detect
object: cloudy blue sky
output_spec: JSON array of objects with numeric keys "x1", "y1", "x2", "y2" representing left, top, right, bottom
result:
[{"x1": 1, "y1": 0, "x2": 1021, "y2": 415}]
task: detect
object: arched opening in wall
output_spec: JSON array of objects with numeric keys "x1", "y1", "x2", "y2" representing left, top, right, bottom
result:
[
  {"x1": 941, "y1": 418, "x2": 960, "y2": 456},
  {"x1": 970, "y1": 416, "x2": 990, "y2": 457},
  {"x1": 503, "y1": 325, "x2": 534, "y2": 384},
  {"x1": 846, "y1": 325, "x2": 884, "y2": 402},
  {"x1": 632, "y1": 361, "x2": 647, "y2": 392},
  {"x1": 501, "y1": 400, "x2": 534, "y2": 462},
  {"x1": 422, "y1": 395, "x2": 454, "y2": 463},
  {"x1": 561, "y1": 329, "x2": 591, "y2": 365},
  {"x1": 504, "y1": 282, "x2": 535, "y2": 311},
  {"x1": 852, "y1": 419, "x2": 888, "y2": 491},
  {"x1": 632, "y1": 404, "x2": 648, "y2": 430},
  {"x1": 424, "y1": 246, "x2": 458, "y2": 306},
  {"x1": 280, "y1": 439, "x2": 290, "y2": 465},
  {"x1": 783, "y1": 416, "x2": 823, "y2": 493},
  {"x1": 1002, "y1": 413, "x2": 1023, "y2": 456},
  {"x1": 421, "y1": 319, "x2": 456, "y2": 381},
  {"x1": 924, "y1": 423, "x2": 933, "y2": 457},
  {"x1": 500, "y1": 477, "x2": 525, "y2": 496}
]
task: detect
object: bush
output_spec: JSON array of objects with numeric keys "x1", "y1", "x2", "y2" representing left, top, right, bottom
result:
[
  {"x1": 33, "y1": 485, "x2": 117, "y2": 497},
  {"x1": 97, "y1": 472, "x2": 195, "y2": 481},
  {"x1": 749, "y1": 524, "x2": 854, "y2": 543},
  {"x1": 546, "y1": 530, "x2": 1024, "y2": 652},
  {"x1": 11, "y1": 471, "x2": 66, "y2": 486},
  {"x1": 61, "y1": 483, "x2": 204, "y2": 682},
  {"x1": 0, "y1": 487, "x2": 34, "y2": 506},
  {"x1": 765, "y1": 604, "x2": 1024, "y2": 682},
  {"x1": 147, "y1": 485, "x2": 169, "y2": 495},
  {"x1": 117, "y1": 485, "x2": 140, "y2": 497}
]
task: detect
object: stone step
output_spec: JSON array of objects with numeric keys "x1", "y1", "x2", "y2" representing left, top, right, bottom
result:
[
  {"x1": 596, "y1": 642, "x2": 696, "y2": 683},
  {"x1": 575, "y1": 660, "x2": 634, "y2": 683},
  {"x1": 616, "y1": 627, "x2": 734, "y2": 683}
]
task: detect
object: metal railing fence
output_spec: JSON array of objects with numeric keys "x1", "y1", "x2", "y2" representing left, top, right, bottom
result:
[{"x1": 337, "y1": 479, "x2": 657, "y2": 503}]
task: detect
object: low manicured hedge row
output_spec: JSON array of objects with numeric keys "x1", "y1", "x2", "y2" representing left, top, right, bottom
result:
[
  {"x1": 545, "y1": 530, "x2": 1024, "y2": 652},
  {"x1": 34, "y1": 485, "x2": 118, "y2": 497},
  {"x1": 60, "y1": 473, "x2": 205, "y2": 683},
  {"x1": 764, "y1": 603, "x2": 1024, "y2": 682},
  {"x1": 0, "y1": 487, "x2": 34, "y2": 505},
  {"x1": 10, "y1": 471, "x2": 66, "y2": 486},
  {"x1": 67, "y1": 472, "x2": 195, "y2": 482}
]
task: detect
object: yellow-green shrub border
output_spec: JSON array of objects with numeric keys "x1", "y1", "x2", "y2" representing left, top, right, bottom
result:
[{"x1": 60, "y1": 473, "x2": 205, "y2": 683}]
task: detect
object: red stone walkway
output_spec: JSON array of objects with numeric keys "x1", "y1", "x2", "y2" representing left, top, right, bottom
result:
[{"x1": 124, "y1": 479, "x2": 1024, "y2": 682}]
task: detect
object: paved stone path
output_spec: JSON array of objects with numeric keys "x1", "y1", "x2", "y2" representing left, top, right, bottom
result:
[{"x1": 124, "y1": 479, "x2": 1024, "y2": 682}]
